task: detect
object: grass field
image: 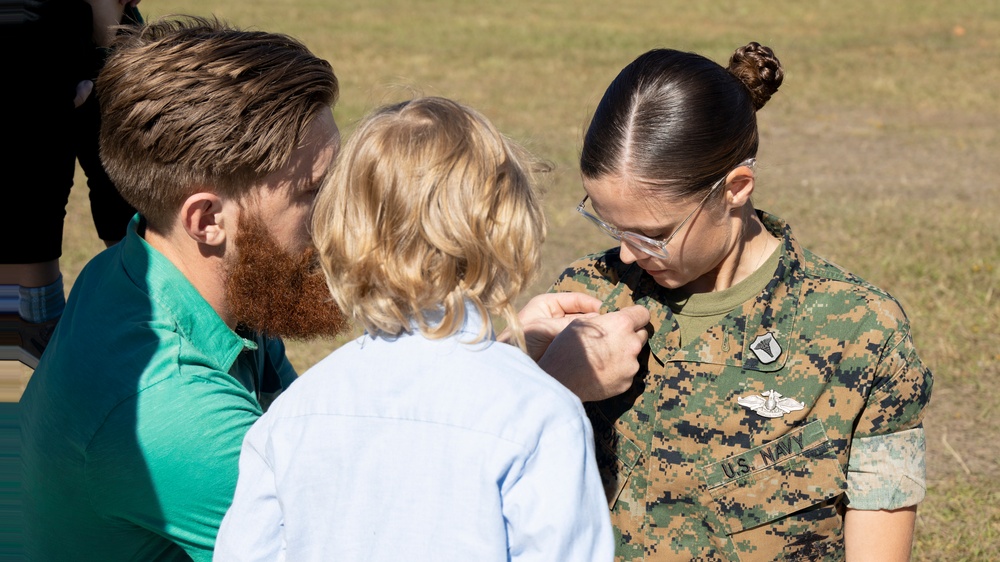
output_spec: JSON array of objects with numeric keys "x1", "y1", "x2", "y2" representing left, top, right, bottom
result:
[{"x1": 54, "y1": 0, "x2": 1000, "y2": 559}]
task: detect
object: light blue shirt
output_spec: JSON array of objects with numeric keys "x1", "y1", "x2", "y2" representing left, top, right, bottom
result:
[{"x1": 214, "y1": 303, "x2": 613, "y2": 562}]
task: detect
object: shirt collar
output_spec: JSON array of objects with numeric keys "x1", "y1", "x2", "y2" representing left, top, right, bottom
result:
[
  {"x1": 365, "y1": 298, "x2": 496, "y2": 346},
  {"x1": 120, "y1": 214, "x2": 249, "y2": 372},
  {"x1": 603, "y1": 210, "x2": 804, "y2": 371}
]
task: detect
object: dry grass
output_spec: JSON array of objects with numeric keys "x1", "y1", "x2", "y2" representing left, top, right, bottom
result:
[{"x1": 52, "y1": 1, "x2": 1000, "y2": 559}]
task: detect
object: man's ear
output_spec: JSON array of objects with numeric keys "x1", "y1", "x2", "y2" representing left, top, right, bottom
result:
[{"x1": 179, "y1": 193, "x2": 229, "y2": 247}]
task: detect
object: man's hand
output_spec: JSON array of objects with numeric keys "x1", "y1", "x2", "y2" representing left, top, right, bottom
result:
[
  {"x1": 74, "y1": 80, "x2": 94, "y2": 108},
  {"x1": 501, "y1": 292, "x2": 603, "y2": 361},
  {"x1": 514, "y1": 291, "x2": 603, "y2": 325},
  {"x1": 502, "y1": 292, "x2": 651, "y2": 402},
  {"x1": 537, "y1": 305, "x2": 650, "y2": 402},
  {"x1": 85, "y1": 0, "x2": 141, "y2": 47}
]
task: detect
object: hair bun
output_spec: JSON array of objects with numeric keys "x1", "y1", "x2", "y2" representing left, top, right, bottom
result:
[{"x1": 727, "y1": 42, "x2": 784, "y2": 110}]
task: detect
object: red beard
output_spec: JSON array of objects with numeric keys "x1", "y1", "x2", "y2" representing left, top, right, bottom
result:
[{"x1": 224, "y1": 214, "x2": 348, "y2": 340}]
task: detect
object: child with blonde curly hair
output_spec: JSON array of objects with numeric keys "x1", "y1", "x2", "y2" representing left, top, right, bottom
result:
[{"x1": 215, "y1": 96, "x2": 613, "y2": 562}]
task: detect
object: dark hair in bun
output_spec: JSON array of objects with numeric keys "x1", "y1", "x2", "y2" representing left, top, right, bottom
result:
[{"x1": 727, "y1": 41, "x2": 784, "y2": 111}]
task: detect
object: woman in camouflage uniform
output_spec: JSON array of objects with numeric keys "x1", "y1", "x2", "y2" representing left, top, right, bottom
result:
[{"x1": 552, "y1": 42, "x2": 932, "y2": 561}]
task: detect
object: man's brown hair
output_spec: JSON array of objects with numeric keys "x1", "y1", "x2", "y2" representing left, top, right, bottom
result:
[{"x1": 97, "y1": 15, "x2": 339, "y2": 232}]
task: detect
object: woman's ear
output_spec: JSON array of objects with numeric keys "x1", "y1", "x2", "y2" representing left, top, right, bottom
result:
[
  {"x1": 725, "y1": 165, "x2": 756, "y2": 208},
  {"x1": 180, "y1": 192, "x2": 228, "y2": 247}
]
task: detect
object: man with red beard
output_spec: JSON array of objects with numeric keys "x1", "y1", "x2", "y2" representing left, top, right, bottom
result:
[
  {"x1": 17, "y1": 16, "x2": 349, "y2": 561},
  {"x1": 18, "y1": 14, "x2": 651, "y2": 562}
]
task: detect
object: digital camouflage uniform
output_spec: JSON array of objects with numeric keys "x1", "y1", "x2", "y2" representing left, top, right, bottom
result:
[{"x1": 550, "y1": 211, "x2": 932, "y2": 561}]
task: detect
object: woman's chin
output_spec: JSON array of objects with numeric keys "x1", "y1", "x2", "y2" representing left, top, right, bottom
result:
[{"x1": 643, "y1": 267, "x2": 684, "y2": 289}]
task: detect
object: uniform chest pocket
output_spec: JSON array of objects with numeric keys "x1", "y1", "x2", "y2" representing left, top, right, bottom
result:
[
  {"x1": 701, "y1": 420, "x2": 846, "y2": 538},
  {"x1": 591, "y1": 416, "x2": 643, "y2": 510}
]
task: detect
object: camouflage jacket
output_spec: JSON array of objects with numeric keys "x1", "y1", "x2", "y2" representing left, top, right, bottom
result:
[{"x1": 550, "y1": 211, "x2": 932, "y2": 561}]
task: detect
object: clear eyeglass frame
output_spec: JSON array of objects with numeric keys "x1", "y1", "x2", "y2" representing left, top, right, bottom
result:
[{"x1": 576, "y1": 158, "x2": 756, "y2": 259}]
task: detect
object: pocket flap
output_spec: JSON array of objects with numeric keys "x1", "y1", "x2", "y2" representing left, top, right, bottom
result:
[
  {"x1": 701, "y1": 420, "x2": 846, "y2": 533},
  {"x1": 593, "y1": 419, "x2": 642, "y2": 509}
]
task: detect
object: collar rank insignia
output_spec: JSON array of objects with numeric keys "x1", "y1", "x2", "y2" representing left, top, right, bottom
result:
[
  {"x1": 737, "y1": 389, "x2": 805, "y2": 418},
  {"x1": 750, "y1": 331, "x2": 782, "y2": 364}
]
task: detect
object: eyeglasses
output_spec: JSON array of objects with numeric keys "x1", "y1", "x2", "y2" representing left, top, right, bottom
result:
[{"x1": 576, "y1": 158, "x2": 756, "y2": 260}]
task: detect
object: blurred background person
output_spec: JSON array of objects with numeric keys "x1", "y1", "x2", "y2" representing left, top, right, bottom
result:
[{"x1": 0, "y1": 0, "x2": 142, "y2": 368}]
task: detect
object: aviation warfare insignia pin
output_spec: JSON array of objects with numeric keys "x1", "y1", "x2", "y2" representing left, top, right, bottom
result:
[{"x1": 738, "y1": 389, "x2": 805, "y2": 418}]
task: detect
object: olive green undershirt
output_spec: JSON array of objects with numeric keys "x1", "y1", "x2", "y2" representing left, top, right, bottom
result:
[{"x1": 666, "y1": 244, "x2": 781, "y2": 347}]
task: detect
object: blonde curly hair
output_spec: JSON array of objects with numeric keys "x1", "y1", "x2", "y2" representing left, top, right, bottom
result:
[{"x1": 311, "y1": 96, "x2": 547, "y2": 351}]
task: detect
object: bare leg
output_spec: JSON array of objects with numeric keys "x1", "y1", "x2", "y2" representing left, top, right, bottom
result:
[{"x1": 0, "y1": 261, "x2": 61, "y2": 289}]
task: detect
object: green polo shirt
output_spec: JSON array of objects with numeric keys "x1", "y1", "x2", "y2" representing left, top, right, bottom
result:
[{"x1": 19, "y1": 215, "x2": 298, "y2": 561}]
